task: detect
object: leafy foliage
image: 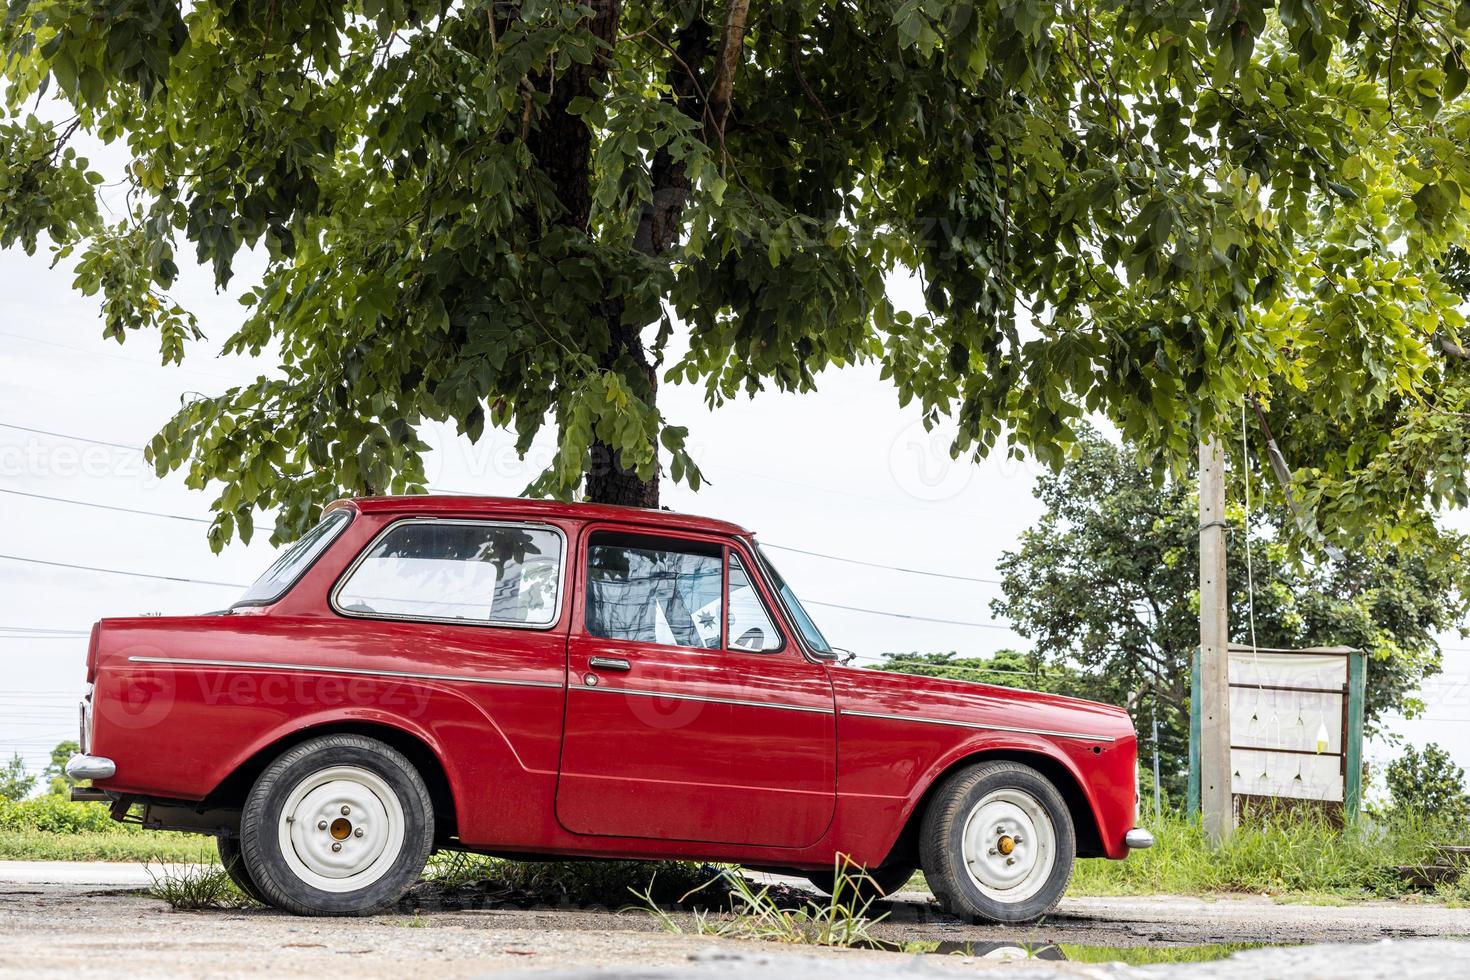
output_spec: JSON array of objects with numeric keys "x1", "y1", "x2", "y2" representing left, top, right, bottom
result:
[
  {"x1": 991, "y1": 427, "x2": 1468, "y2": 800},
  {"x1": 875, "y1": 648, "x2": 1084, "y2": 693},
  {"x1": 1384, "y1": 742, "x2": 1470, "y2": 828},
  {"x1": 3, "y1": 3, "x2": 1470, "y2": 545},
  {"x1": 43, "y1": 739, "x2": 79, "y2": 797},
  {"x1": 0, "y1": 754, "x2": 36, "y2": 802}
]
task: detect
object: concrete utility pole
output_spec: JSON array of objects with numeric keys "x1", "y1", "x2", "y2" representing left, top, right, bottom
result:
[{"x1": 1198, "y1": 436, "x2": 1234, "y2": 843}]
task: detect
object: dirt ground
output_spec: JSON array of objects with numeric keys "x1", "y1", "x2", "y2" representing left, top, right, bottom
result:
[{"x1": 1, "y1": 863, "x2": 1467, "y2": 978}]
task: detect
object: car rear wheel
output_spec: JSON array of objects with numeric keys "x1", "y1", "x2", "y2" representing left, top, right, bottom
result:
[
  {"x1": 806, "y1": 862, "x2": 915, "y2": 905},
  {"x1": 217, "y1": 833, "x2": 269, "y2": 905},
  {"x1": 240, "y1": 734, "x2": 434, "y2": 916},
  {"x1": 919, "y1": 760, "x2": 1074, "y2": 923}
]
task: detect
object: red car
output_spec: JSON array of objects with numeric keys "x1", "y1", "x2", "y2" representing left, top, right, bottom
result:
[{"x1": 67, "y1": 496, "x2": 1151, "y2": 920}]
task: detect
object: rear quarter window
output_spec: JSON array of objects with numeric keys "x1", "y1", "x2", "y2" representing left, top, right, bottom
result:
[{"x1": 333, "y1": 519, "x2": 565, "y2": 627}]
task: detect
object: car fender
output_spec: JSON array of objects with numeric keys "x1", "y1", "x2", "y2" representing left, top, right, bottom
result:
[{"x1": 886, "y1": 730, "x2": 1105, "y2": 854}]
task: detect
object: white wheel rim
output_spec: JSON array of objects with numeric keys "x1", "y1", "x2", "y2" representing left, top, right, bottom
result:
[
  {"x1": 277, "y1": 765, "x2": 405, "y2": 893},
  {"x1": 960, "y1": 787, "x2": 1057, "y2": 904}
]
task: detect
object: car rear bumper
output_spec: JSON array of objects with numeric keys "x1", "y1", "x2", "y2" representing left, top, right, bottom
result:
[
  {"x1": 1124, "y1": 827, "x2": 1155, "y2": 849},
  {"x1": 66, "y1": 754, "x2": 116, "y2": 781}
]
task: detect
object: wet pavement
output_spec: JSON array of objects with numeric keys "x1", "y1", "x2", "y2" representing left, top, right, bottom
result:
[{"x1": 1, "y1": 862, "x2": 1467, "y2": 977}]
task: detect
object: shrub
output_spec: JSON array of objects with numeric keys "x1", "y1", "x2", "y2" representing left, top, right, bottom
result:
[
  {"x1": 0, "y1": 794, "x2": 120, "y2": 834},
  {"x1": 1384, "y1": 743, "x2": 1470, "y2": 831}
]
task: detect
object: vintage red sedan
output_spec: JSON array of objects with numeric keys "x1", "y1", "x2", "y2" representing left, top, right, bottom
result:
[{"x1": 67, "y1": 495, "x2": 1150, "y2": 920}]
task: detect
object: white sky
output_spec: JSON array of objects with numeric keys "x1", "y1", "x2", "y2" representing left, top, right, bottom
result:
[{"x1": 0, "y1": 123, "x2": 1465, "y2": 798}]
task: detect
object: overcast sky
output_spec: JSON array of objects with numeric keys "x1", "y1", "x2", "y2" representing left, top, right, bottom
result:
[{"x1": 1, "y1": 127, "x2": 1466, "y2": 797}]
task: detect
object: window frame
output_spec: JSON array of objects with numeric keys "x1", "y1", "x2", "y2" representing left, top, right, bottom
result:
[
  {"x1": 329, "y1": 517, "x2": 568, "y2": 631},
  {"x1": 581, "y1": 528, "x2": 729, "y2": 652},
  {"x1": 576, "y1": 526, "x2": 797, "y2": 657},
  {"x1": 724, "y1": 550, "x2": 787, "y2": 655}
]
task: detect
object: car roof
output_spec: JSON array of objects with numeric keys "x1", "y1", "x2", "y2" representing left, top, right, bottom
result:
[{"x1": 334, "y1": 495, "x2": 753, "y2": 538}]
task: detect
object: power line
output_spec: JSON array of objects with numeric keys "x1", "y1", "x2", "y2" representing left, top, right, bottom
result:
[
  {"x1": 763, "y1": 543, "x2": 1004, "y2": 585},
  {"x1": 0, "y1": 488, "x2": 211, "y2": 524},
  {"x1": 0, "y1": 422, "x2": 142, "y2": 452},
  {"x1": 803, "y1": 599, "x2": 1014, "y2": 631},
  {"x1": 0, "y1": 554, "x2": 245, "y2": 589}
]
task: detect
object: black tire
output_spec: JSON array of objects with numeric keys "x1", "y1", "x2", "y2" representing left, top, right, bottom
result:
[
  {"x1": 240, "y1": 734, "x2": 434, "y2": 916},
  {"x1": 217, "y1": 834, "x2": 270, "y2": 906},
  {"x1": 806, "y1": 863, "x2": 916, "y2": 904},
  {"x1": 919, "y1": 761, "x2": 1074, "y2": 923}
]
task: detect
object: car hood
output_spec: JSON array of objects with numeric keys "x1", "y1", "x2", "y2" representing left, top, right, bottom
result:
[{"x1": 829, "y1": 664, "x2": 1135, "y2": 743}]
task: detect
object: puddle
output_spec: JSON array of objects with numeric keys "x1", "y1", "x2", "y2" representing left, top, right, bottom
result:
[{"x1": 860, "y1": 939, "x2": 1264, "y2": 964}]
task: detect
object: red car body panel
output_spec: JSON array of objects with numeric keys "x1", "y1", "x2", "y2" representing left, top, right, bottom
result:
[{"x1": 83, "y1": 496, "x2": 1139, "y2": 867}]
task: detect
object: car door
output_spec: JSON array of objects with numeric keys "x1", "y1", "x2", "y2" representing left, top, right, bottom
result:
[{"x1": 555, "y1": 525, "x2": 837, "y2": 848}]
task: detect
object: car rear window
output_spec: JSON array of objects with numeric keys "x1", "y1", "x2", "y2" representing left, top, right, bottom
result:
[
  {"x1": 234, "y1": 508, "x2": 352, "y2": 607},
  {"x1": 334, "y1": 519, "x2": 564, "y2": 626}
]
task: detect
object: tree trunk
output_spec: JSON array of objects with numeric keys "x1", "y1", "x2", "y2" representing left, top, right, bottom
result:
[{"x1": 521, "y1": 2, "x2": 733, "y2": 508}]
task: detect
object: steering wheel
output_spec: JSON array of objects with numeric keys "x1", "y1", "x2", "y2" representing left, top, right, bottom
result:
[{"x1": 734, "y1": 627, "x2": 765, "y2": 650}]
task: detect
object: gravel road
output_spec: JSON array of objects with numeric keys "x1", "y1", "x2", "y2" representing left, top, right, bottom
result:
[{"x1": 2, "y1": 862, "x2": 1466, "y2": 978}]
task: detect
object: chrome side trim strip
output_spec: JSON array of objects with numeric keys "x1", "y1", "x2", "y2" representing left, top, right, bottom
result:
[
  {"x1": 578, "y1": 683, "x2": 835, "y2": 715},
  {"x1": 841, "y1": 708, "x2": 1116, "y2": 743},
  {"x1": 127, "y1": 656, "x2": 564, "y2": 690}
]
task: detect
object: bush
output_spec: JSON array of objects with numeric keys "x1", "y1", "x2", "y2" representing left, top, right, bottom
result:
[
  {"x1": 0, "y1": 794, "x2": 121, "y2": 834},
  {"x1": 1071, "y1": 810, "x2": 1467, "y2": 898},
  {"x1": 1384, "y1": 743, "x2": 1470, "y2": 830}
]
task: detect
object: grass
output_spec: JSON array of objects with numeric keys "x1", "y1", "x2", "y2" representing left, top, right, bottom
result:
[
  {"x1": 143, "y1": 859, "x2": 256, "y2": 910},
  {"x1": 0, "y1": 794, "x2": 216, "y2": 862},
  {"x1": 1069, "y1": 811, "x2": 1470, "y2": 902},
  {"x1": 419, "y1": 850, "x2": 726, "y2": 908},
  {"x1": 0, "y1": 829, "x2": 214, "y2": 862},
  {"x1": 639, "y1": 861, "x2": 929, "y2": 952}
]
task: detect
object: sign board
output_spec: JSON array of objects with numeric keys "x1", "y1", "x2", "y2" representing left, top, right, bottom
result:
[{"x1": 1189, "y1": 645, "x2": 1367, "y2": 819}]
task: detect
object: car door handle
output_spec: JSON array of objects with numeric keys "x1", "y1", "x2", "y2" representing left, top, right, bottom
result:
[{"x1": 588, "y1": 656, "x2": 632, "y2": 672}]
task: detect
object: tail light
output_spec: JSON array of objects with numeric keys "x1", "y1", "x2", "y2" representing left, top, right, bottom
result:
[{"x1": 85, "y1": 622, "x2": 101, "y2": 683}]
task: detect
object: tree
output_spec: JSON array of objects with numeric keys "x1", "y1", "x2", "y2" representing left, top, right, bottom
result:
[
  {"x1": 0, "y1": 753, "x2": 36, "y2": 802},
  {"x1": 876, "y1": 648, "x2": 1082, "y2": 694},
  {"x1": 991, "y1": 427, "x2": 1468, "y2": 801},
  {"x1": 4, "y1": 3, "x2": 1470, "y2": 547},
  {"x1": 43, "y1": 740, "x2": 80, "y2": 796},
  {"x1": 1383, "y1": 742, "x2": 1470, "y2": 828}
]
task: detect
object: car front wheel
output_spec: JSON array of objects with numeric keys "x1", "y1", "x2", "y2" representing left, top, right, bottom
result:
[
  {"x1": 240, "y1": 734, "x2": 434, "y2": 916},
  {"x1": 919, "y1": 760, "x2": 1074, "y2": 923}
]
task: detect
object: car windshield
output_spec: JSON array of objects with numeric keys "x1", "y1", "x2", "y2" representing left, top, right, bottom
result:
[
  {"x1": 234, "y1": 509, "x2": 352, "y2": 607},
  {"x1": 755, "y1": 546, "x2": 833, "y2": 655}
]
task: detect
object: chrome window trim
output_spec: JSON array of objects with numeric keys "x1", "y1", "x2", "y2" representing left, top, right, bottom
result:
[
  {"x1": 749, "y1": 542, "x2": 835, "y2": 665},
  {"x1": 840, "y1": 708, "x2": 1116, "y2": 743},
  {"x1": 575, "y1": 681, "x2": 835, "y2": 715},
  {"x1": 330, "y1": 517, "x2": 568, "y2": 632},
  {"x1": 127, "y1": 656, "x2": 564, "y2": 690}
]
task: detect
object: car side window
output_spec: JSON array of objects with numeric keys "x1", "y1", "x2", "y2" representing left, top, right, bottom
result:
[
  {"x1": 726, "y1": 553, "x2": 782, "y2": 652},
  {"x1": 585, "y1": 531, "x2": 723, "y2": 649},
  {"x1": 334, "y1": 520, "x2": 563, "y2": 626}
]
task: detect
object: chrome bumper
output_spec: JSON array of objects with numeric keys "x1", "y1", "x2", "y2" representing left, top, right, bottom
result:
[
  {"x1": 65, "y1": 754, "x2": 115, "y2": 781},
  {"x1": 1124, "y1": 827, "x2": 1155, "y2": 849}
]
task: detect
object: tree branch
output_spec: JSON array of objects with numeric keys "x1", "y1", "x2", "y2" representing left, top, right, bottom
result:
[{"x1": 706, "y1": 0, "x2": 750, "y2": 134}]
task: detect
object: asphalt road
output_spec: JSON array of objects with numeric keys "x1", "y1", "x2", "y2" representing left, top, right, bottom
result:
[{"x1": 2, "y1": 862, "x2": 1468, "y2": 978}]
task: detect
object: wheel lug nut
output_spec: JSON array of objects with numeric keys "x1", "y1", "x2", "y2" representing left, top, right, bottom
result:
[
  {"x1": 332, "y1": 842, "x2": 342, "y2": 852},
  {"x1": 340, "y1": 805, "x2": 351, "y2": 816},
  {"x1": 317, "y1": 820, "x2": 327, "y2": 831},
  {"x1": 988, "y1": 847, "x2": 998, "y2": 856},
  {"x1": 1006, "y1": 857, "x2": 1016, "y2": 866},
  {"x1": 354, "y1": 828, "x2": 364, "y2": 838}
]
